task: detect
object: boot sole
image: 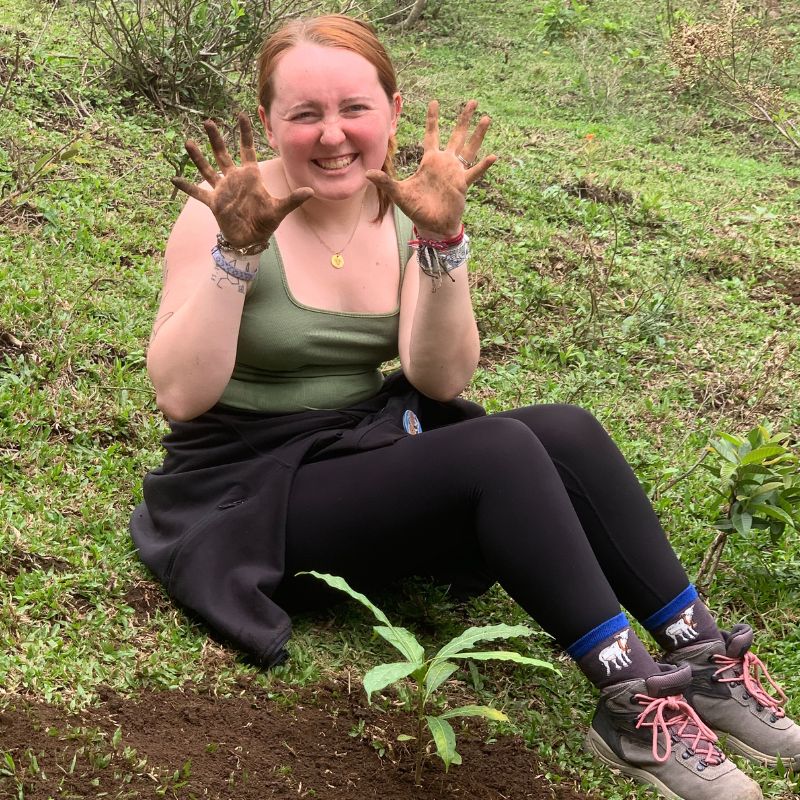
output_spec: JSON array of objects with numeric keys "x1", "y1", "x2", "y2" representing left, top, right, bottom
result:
[
  {"x1": 715, "y1": 730, "x2": 798, "y2": 772},
  {"x1": 585, "y1": 727, "x2": 686, "y2": 800}
]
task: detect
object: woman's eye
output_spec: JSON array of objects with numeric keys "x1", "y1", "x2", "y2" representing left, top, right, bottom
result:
[
  {"x1": 345, "y1": 105, "x2": 367, "y2": 113},
  {"x1": 291, "y1": 111, "x2": 315, "y2": 121}
]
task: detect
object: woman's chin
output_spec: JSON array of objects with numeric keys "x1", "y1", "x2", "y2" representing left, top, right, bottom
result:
[{"x1": 310, "y1": 175, "x2": 369, "y2": 201}]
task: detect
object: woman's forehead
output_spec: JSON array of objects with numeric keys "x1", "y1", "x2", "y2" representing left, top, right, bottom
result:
[{"x1": 271, "y1": 42, "x2": 384, "y2": 104}]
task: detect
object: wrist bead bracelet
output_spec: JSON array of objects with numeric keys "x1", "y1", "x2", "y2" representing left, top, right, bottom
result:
[
  {"x1": 211, "y1": 245, "x2": 258, "y2": 281},
  {"x1": 216, "y1": 232, "x2": 270, "y2": 256}
]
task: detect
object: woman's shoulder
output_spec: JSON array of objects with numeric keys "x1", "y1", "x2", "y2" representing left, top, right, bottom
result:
[{"x1": 258, "y1": 158, "x2": 287, "y2": 194}]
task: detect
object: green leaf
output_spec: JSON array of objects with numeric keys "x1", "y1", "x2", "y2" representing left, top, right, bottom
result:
[
  {"x1": 296, "y1": 572, "x2": 392, "y2": 626},
  {"x1": 396, "y1": 734, "x2": 415, "y2": 742},
  {"x1": 425, "y1": 660, "x2": 460, "y2": 700},
  {"x1": 711, "y1": 437, "x2": 740, "y2": 463},
  {"x1": 440, "y1": 704, "x2": 508, "y2": 722},
  {"x1": 447, "y1": 651, "x2": 558, "y2": 671},
  {"x1": 740, "y1": 446, "x2": 789, "y2": 466},
  {"x1": 426, "y1": 716, "x2": 461, "y2": 771},
  {"x1": 298, "y1": 572, "x2": 424, "y2": 662},
  {"x1": 735, "y1": 464, "x2": 776, "y2": 478},
  {"x1": 32, "y1": 153, "x2": 55, "y2": 174},
  {"x1": 373, "y1": 626, "x2": 425, "y2": 665},
  {"x1": 363, "y1": 661, "x2": 419, "y2": 704},
  {"x1": 731, "y1": 510, "x2": 752, "y2": 535},
  {"x1": 720, "y1": 462, "x2": 737, "y2": 481},
  {"x1": 747, "y1": 481, "x2": 784, "y2": 499},
  {"x1": 431, "y1": 624, "x2": 534, "y2": 666},
  {"x1": 749, "y1": 503, "x2": 794, "y2": 526}
]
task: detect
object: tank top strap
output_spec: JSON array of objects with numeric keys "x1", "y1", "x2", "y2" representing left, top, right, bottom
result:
[{"x1": 394, "y1": 204, "x2": 414, "y2": 278}]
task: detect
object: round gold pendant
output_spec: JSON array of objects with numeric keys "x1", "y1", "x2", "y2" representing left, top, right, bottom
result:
[{"x1": 331, "y1": 253, "x2": 345, "y2": 269}]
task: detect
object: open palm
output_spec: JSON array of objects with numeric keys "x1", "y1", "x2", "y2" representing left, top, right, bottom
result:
[
  {"x1": 171, "y1": 112, "x2": 313, "y2": 248},
  {"x1": 367, "y1": 100, "x2": 496, "y2": 238}
]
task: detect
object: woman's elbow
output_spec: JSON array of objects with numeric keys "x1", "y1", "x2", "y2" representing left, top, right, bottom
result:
[
  {"x1": 155, "y1": 391, "x2": 198, "y2": 422},
  {"x1": 411, "y1": 370, "x2": 475, "y2": 403},
  {"x1": 153, "y1": 381, "x2": 218, "y2": 422}
]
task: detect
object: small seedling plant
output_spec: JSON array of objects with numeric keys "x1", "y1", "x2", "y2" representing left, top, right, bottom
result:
[
  {"x1": 301, "y1": 571, "x2": 557, "y2": 785},
  {"x1": 698, "y1": 425, "x2": 800, "y2": 588}
]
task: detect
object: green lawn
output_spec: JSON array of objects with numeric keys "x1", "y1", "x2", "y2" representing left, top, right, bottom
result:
[{"x1": 2, "y1": 1, "x2": 800, "y2": 797}]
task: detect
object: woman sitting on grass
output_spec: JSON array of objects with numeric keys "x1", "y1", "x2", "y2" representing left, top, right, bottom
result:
[{"x1": 131, "y1": 14, "x2": 799, "y2": 800}]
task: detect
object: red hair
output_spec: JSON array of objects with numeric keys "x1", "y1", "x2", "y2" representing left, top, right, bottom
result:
[{"x1": 257, "y1": 15, "x2": 398, "y2": 221}]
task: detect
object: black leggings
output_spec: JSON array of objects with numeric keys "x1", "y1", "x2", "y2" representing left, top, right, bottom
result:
[{"x1": 282, "y1": 405, "x2": 689, "y2": 650}]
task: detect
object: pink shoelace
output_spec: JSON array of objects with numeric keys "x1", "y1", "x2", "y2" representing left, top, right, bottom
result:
[
  {"x1": 634, "y1": 693, "x2": 725, "y2": 765},
  {"x1": 713, "y1": 651, "x2": 788, "y2": 718}
]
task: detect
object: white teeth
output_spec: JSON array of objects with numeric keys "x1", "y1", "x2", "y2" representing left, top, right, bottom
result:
[{"x1": 317, "y1": 155, "x2": 355, "y2": 170}]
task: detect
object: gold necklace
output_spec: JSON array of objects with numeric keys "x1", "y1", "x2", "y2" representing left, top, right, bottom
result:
[{"x1": 300, "y1": 194, "x2": 366, "y2": 269}]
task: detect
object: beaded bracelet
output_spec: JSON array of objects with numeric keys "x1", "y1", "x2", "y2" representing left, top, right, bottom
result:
[
  {"x1": 211, "y1": 245, "x2": 258, "y2": 282},
  {"x1": 216, "y1": 232, "x2": 270, "y2": 256}
]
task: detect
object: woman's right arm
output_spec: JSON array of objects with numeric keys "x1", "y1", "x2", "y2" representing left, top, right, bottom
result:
[
  {"x1": 146, "y1": 196, "x2": 254, "y2": 422},
  {"x1": 146, "y1": 114, "x2": 313, "y2": 422}
]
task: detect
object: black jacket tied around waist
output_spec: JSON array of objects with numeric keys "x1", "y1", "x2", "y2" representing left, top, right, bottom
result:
[{"x1": 130, "y1": 373, "x2": 486, "y2": 667}]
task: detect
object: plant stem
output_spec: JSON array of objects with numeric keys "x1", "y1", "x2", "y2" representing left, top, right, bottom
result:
[
  {"x1": 414, "y1": 683, "x2": 425, "y2": 786},
  {"x1": 697, "y1": 529, "x2": 728, "y2": 591}
]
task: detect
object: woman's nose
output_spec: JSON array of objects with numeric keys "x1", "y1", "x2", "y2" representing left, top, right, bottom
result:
[{"x1": 319, "y1": 119, "x2": 346, "y2": 146}]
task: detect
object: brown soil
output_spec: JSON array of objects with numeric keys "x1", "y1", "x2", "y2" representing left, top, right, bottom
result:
[{"x1": 0, "y1": 679, "x2": 595, "y2": 800}]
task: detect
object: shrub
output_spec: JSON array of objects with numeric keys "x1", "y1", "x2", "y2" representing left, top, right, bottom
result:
[
  {"x1": 669, "y1": 0, "x2": 799, "y2": 152},
  {"x1": 83, "y1": 0, "x2": 321, "y2": 114},
  {"x1": 697, "y1": 425, "x2": 800, "y2": 588},
  {"x1": 537, "y1": 0, "x2": 589, "y2": 43}
]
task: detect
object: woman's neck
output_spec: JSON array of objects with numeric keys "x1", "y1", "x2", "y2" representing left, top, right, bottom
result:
[{"x1": 299, "y1": 189, "x2": 373, "y2": 232}]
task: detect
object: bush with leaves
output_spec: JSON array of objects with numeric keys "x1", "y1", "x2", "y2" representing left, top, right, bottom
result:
[
  {"x1": 669, "y1": 0, "x2": 798, "y2": 152},
  {"x1": 83, "y1": 0, "x2": 326, "y2": 115},
  {"x1": 697, "y1": 425, "x2": 800, "y2": 589},
  {"x1": 302, "y1": 571, "x2": 557, "y2": 785},
  {"x1": 537, "y1": 0, "x2": 590, "y2": 43}
]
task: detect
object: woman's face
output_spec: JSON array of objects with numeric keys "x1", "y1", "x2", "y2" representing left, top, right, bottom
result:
[{"x1": 259, "y1": 42, "x2": 401, "y2": 201}]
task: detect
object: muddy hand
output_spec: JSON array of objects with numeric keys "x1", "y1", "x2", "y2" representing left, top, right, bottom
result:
[
  {"x1": 365, "y1": 100, "x2": 496, "y2": 238},
  {"x1": 171, "y1": 112, "x2": 314, "y2": 248}
]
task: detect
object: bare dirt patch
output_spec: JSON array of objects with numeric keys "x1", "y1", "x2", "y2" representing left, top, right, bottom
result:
[
  {"x1": 0, "y1": 679, "x2": 595, "y2": 800},
  {"x1": 0, "y1": 548, "x2": 70, "y2": 580},
  {"x1": 562, "y1": 178, "x2": 633, "y2": 206}
]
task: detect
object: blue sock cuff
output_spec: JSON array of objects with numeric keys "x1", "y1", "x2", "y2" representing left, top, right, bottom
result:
[
  {"x1": 643, "y1": 585, "x2": 699, "y2": 631},
  {"x1": 567, "y1": 612, "x2": 629, "y2": 660}
]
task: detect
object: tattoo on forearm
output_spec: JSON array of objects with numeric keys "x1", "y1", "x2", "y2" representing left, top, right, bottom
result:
[
  {"x1": 211, "y1": 254, "x2": 254, "y2": 295},
  {"x1": 150, "y1": 311, "x2": 174, "y2": 343},
  {"x1": 211, "y1": 266, "x2": 246, "y2": 294}
]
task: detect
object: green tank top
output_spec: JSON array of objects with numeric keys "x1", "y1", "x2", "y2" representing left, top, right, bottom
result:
[{"x1": 218, "y1": 206, "x2": 413, "y2": 413}]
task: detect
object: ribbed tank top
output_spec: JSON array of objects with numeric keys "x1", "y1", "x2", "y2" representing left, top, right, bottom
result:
[{"x1": 218, "y1": 206, "x2": 413, "y2": 413}]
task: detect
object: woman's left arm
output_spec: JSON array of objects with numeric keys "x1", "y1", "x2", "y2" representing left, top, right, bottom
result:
[
  {"x1": 367, "y1": 100, "x2": 497, "y2": 400},
  {"x1": 396, "y1": 248, "x2": 479, "y2": 401}
]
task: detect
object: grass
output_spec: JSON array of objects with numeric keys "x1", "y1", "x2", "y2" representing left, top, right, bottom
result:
[{"x1": 2, "y1": 0, "x2": 800, "y2": 797}]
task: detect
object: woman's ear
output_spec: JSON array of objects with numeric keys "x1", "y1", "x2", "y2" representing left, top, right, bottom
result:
[
  {"x1": 390, "y1": 93, "x2": 402, "y2": 135},
  {"x1": 258, "y1": 105, "x2": 276, "y2": 150}
]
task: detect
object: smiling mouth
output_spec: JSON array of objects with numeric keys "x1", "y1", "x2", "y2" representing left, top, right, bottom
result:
[{"x1": 313, "y1": 154, "x2": 357, "y2": 171}]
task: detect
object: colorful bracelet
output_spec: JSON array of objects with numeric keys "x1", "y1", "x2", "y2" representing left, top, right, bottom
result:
[
  {"x1": 211, "y1": 245, "x2": 258, "y2": 281},
  {"x1": 408, "y1": 225, "x2": 470, "y2": 289},
  {"x1": 409, "y1": 224, "x2": 465, "y2": 250}
]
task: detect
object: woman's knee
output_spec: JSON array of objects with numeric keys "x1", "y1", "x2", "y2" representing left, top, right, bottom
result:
[
  {"x1": 463, "y1": 415, "x2": 551, "y2": 474},
  {"x1": 504, "y1": 404, "x2": 617, "y2": 464}
]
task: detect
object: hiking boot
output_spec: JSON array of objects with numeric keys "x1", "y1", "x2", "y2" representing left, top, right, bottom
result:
[
  {"x1": 585, "y1": 663, "x2": 762, "y2": 800},
  {"x1": 664, "y1": 624, "x2": 800, "y2": 770}
]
